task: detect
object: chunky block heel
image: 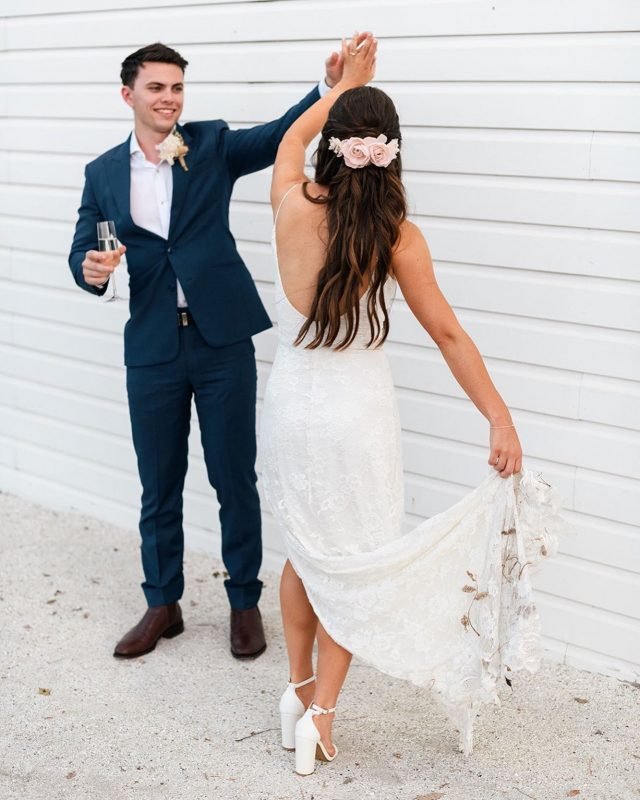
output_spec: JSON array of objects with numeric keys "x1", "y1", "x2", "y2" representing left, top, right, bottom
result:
[
  {"x1": 280, "y1": 712, "x2": 300, "y2": 750},
  {"x1": 294, "y1": 731, "x2": 319, "y2": 775},
  {"x1": 294, "y1": 702, "x2": 338, "y2": 776},
  {"x1": 278, "y1": 675, "x2": 315, "y2": 750}
]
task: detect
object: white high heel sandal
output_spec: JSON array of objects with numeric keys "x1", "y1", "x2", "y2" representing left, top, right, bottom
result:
[
  {"x1": 294, "y1": 702, "x2": 338, "y2": 776},
  {"x1": 278, "y1": 675, "x2": 315, "y2": 750}
]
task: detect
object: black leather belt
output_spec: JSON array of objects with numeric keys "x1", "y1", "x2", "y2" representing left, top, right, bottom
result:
[{"x1": 177, "y1": 308, "x2": 194, "y2": 327}]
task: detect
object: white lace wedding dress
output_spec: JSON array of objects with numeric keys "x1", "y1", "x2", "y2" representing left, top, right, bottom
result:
[{"x1": 259, "y1": 216, "x2": 566, "y2": 756}]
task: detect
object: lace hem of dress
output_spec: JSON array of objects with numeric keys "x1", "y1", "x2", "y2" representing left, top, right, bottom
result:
[
  {"x1": 269, "y1": 463, "x2": 568, "y2": 757},
  {"x1": 431, "y1": 470, "x2": 566, "y2": 755}
]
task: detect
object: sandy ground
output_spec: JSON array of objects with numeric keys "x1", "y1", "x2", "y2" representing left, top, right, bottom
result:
[{"x1": 0, "y1": 490, "x2": 638, "y2": 800}]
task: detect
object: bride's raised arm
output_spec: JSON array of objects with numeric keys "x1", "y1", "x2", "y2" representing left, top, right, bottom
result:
[{"x1": 270, "y1": 33, "x2": 377, "y2": 212}]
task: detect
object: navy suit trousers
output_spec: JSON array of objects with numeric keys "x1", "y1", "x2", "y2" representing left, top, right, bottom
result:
[{"x1": 126, "y1": 322, "x2": 262, "y2": 609}]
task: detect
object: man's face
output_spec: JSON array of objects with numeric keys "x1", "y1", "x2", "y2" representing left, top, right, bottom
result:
[{"x1": 121, "y1": 62, "x2": 185, "y2": 136}]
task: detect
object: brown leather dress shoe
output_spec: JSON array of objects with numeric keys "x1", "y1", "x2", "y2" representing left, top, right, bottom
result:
[
  {"x1": 113, "y1": 602, "x2": 184, "y2": 659},
  {"x1": 230, "y1": 606, "x2": 267, "y2": 659}
]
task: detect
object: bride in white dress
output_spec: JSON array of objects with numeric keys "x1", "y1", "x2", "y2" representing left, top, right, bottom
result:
[{"x1": 259, "y1": 34, "x2": 565, "y2": 775}]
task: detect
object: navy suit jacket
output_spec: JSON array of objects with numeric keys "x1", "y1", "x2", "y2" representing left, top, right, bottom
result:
[{"x1": 68, "y1": 85, "x2": 320, "y2": 367}]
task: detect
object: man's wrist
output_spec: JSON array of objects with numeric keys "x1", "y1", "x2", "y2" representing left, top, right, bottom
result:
[{"x1": 318, "y1": 76, "x2": 333, "y2": 97}]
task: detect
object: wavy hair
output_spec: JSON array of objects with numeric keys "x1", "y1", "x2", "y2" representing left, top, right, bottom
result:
[{"x1": 295, "y1": 86, "x2": 407, "y2": 350}]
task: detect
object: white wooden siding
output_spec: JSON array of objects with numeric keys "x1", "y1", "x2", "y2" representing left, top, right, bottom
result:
[{"x1": 0, "y1": 0, "x2": 638, "y2": 682}]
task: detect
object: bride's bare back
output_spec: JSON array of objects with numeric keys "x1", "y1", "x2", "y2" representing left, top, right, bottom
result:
[
  {"x1": 273, "y1": 183, "x2": 332, "y2": 316},
  {"x1": 274, "y1": 181, "x2": 392, "y2": 318}
]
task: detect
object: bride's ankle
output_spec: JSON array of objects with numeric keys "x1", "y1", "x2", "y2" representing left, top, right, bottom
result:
[
  {"x1": 289, "y1": 672, "x2": 314, "y2": 684},
  {"x1": 289, "y1": 675, "x2": 315, "y2": 706},
  {"x1": 296, "y1": 685, "x2": 314, "y2": 703},
  {"x1": 310, "y1": 699, "x2": 336, "y2": 715}
]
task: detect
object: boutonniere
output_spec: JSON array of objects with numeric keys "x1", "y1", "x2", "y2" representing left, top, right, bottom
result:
[{"x1": 156, "y1": 126, "x2": 189, "y2": 171}]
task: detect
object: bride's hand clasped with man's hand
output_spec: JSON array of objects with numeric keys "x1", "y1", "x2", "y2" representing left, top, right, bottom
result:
[{"x1": 324, "y1": 31, "x2": 378, "y2": 89}]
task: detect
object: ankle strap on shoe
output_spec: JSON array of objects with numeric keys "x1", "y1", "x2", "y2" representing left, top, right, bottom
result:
[
  {"x1": 289, "y1": 675, "x2": 316, "y2": 689},
  {"x1": 309, "y1": 702, "x2": 336, "y2": 715}
]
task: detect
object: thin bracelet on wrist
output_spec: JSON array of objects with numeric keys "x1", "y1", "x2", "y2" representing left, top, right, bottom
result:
[{"x1": 490, "y1": 424, "x2": 515, "y2": 429}]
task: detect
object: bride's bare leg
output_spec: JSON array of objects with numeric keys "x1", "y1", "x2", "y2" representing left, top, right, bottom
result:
[
  {"x1": 313, "y1": 621, "x2": 352, "y2": 756},
  {"x1": 280, "y1": 559, "x2": 317, "y2": 707}
]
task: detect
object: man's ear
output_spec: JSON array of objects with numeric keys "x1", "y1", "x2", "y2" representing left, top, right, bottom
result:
[{"x1": 121, "y1": 85, "x2": 134, "y2": 109}]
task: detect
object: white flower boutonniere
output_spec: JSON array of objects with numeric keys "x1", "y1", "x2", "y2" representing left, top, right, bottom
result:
[{"x1": 156, "y1": 126, "x2": 189, "y2": 171}]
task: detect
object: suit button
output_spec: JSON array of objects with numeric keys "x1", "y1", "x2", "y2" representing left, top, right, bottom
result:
[{"x1": 167, "y1": 246, "x2": 172, "y2": 253}]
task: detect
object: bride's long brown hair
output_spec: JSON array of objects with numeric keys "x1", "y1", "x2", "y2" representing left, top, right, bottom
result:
[{"x1": 295, "y1": 86, "x2": 407, "y2": 350}]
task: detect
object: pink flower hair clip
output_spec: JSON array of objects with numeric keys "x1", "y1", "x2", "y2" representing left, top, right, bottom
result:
[{"x1": 327, "y1": 134, "x2": 400, "y2": 169}]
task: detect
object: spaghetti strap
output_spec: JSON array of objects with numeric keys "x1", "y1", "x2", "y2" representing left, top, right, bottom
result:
[{"x1": 274, "y1": 183, "x2": 302, "y2": 227}]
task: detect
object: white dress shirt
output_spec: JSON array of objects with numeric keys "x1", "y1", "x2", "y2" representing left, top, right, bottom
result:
[
  {"x1": 129, "y1": 131, "x2": 188, "y2": 307},
  {"x1": 126, "y1": 78, "x2": 332, "y2": 308}
]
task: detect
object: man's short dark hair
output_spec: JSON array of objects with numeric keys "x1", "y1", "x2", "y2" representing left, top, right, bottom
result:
[{"x1": 120, "y1": 42, "x2": 188, "y2": 88}]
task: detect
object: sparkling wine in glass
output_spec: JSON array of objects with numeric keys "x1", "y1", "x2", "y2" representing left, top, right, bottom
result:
[{"x1": 97, "y1": 220, "x2": 122, "y2": 302}]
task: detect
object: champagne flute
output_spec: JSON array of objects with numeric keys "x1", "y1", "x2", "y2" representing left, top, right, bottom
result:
[{"x1": 97, "y1": 220, "x2": 123, "y2": 302}]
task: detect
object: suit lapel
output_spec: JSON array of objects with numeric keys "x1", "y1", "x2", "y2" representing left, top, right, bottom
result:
[
  {"x1": 107, "y1": 136, "x2": 134, "y2": 225},
  {"x1": 106, "y1": 127, "x2": 193, "y2": 239},
  {"x1": 168, "y1": 124, "x2": 193, "y2": 240}
]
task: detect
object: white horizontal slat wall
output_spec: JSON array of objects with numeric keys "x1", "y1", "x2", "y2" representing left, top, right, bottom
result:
[{"x1": 0, "y1": 0, "x2": 639, "y2": 681}]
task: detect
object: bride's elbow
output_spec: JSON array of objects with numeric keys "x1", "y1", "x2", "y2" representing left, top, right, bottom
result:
[
  {"x1": 429, "y1": 322, "x2": 466, "y2": 351},
  {"x1": 432, "y1": 333, "x2": 456, "y2": 353}
]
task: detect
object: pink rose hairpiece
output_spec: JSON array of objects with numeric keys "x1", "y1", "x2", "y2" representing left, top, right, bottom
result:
[{"x1": 327, "y1": 134, "x2": 399, "y2": 169}]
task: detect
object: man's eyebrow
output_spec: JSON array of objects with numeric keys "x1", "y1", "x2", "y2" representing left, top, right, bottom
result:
[{"x1": 144, "y1": 81, "x2": 184, "y2": 88}]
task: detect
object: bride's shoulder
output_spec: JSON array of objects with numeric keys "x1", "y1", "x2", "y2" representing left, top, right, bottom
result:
[
  {"x1": 391, "y1": 220, "x2": 434, "y2": 280},
  {"x1": 394, "y1": 220, "x2": 430, "y2": 255},
  {"x1": 398, "y1": 218, "x2": 425, "y2": 241},
  {"x1": 273, "y1": 181, "x2": 329, "y2": 220}
]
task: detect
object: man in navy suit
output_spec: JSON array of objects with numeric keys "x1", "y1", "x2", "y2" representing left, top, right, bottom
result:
[{"x1": 68, "y1": 41, "x2": 348, "y2": 660}]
